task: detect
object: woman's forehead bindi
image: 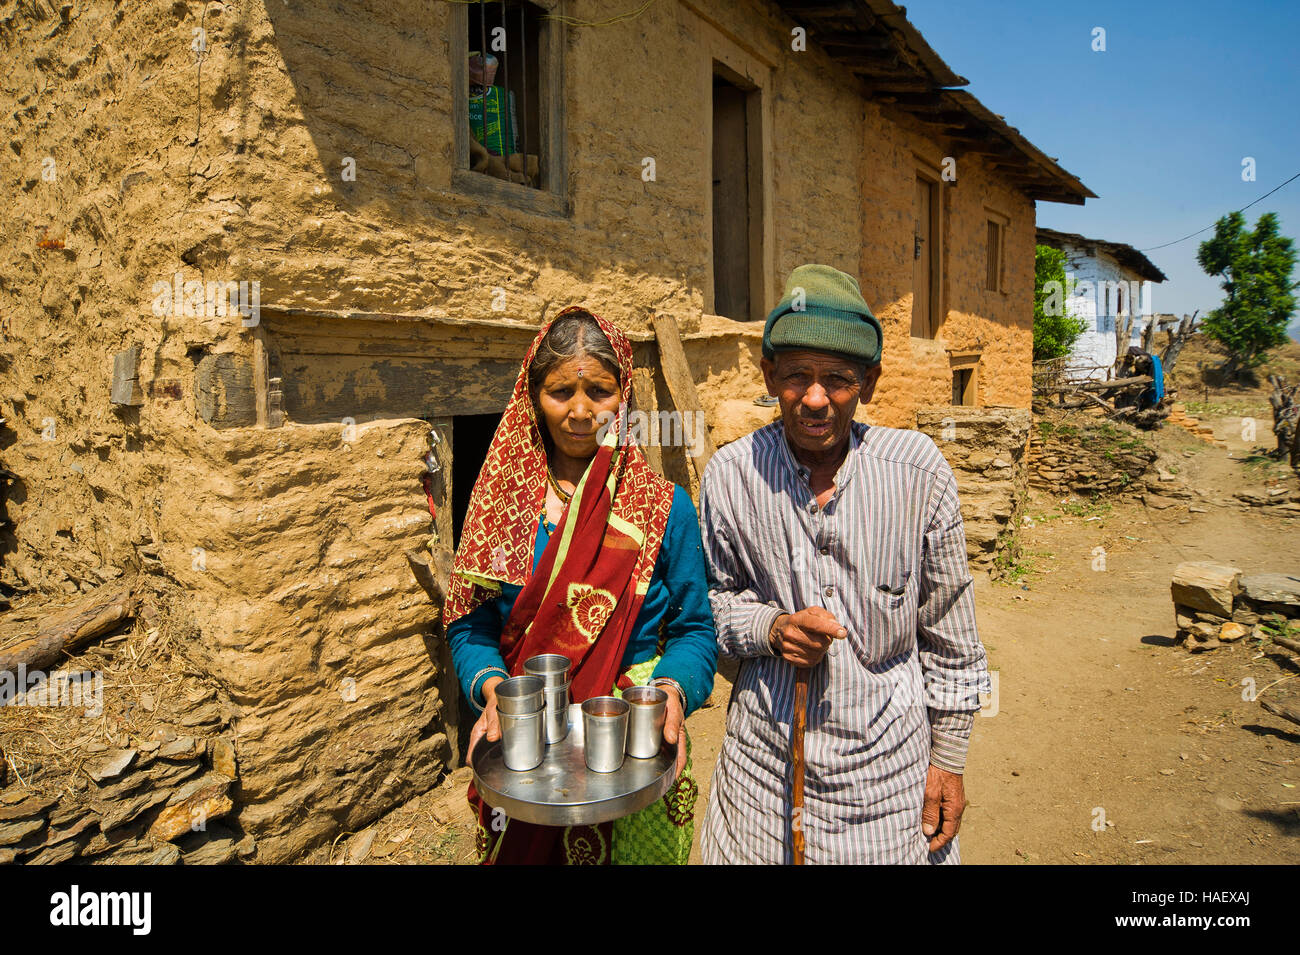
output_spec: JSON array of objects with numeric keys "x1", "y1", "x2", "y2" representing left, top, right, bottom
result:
[{"x1": 543, "y1": 356, "x2": 618, "y2": 387}]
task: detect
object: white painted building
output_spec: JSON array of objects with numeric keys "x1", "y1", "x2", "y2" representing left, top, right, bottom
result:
[{"x1": 1037, "y1": 228, "x2": 1167, "y2": 378}]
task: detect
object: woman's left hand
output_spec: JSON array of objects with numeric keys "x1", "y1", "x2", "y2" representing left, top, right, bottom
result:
[{"x1": 661, "y1": 690, "x2": 688, "y2": 779}]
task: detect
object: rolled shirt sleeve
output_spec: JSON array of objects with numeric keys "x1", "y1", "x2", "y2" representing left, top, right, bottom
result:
[{"x1": 916, "y1": 463, "x2": 991, "y2": 774}]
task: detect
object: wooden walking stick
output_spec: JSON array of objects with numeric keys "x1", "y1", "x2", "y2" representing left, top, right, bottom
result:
[{"x1": 791, "y1": 665, "x2": 810, "y2": 865}]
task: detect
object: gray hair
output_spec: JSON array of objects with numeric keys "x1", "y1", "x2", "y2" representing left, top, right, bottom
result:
[{"x1": 528, "y1": 310, "x2": 622, "y2": 408}]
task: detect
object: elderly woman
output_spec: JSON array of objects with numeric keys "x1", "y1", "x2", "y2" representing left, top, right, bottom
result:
[{"x1": 444, "y1": 306, "x2": 717, "y2": 865}]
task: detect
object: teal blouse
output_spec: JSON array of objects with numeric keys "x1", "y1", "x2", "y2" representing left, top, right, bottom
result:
[{"x1": 447, "y1": 484, "x2": 717, "y2": 716}]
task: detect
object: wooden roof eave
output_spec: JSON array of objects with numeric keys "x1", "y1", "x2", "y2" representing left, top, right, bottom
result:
[
  {"x1": 775, "y1": 1, "x2": 1095, "y2": 206},
  {"x1": 1035, "y1": 228, "x2": 1168, "y2": 283}
]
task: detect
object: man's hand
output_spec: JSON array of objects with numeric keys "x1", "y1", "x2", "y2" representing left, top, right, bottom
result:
[
  {"x1": 465, "y1": 675, "x2": 505, "y2": 768},
  {"x1": 921, "y1": 764, "x2": 966, "y2": 853},
  {"x1": 660, "y1": 688, "x2": 689, "y2": 779},
  {"x1": 769, "y1": 607, "x2": 848, "y2": 667}
]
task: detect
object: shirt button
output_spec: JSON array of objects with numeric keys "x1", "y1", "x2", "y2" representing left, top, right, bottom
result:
[
  {"x1": 823, "y1": 586, "x2": 834, "y2": 598},
  {"x1": 809, "y1": 503, "x2": 818, "y2": 513},
  {"x1": 819, "y1": 546, "x2": 830, "y2": 556}
]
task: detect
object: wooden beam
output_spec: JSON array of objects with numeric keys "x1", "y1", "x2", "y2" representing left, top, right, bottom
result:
[
  {"x1": 819, "y1": 36, "x2": 894, "y2": 53},
  {"x1": 872, "y1": 90, "x2": 944, "y2": 107},
  {"x1": 652, "y1": 314, "x2": 717, "y2": 500},
  {"x1": 783, "y1": 2, "x2": 866, "y2": 19},
  {"x1": 1045, "y1": 375, "x2": 1153, "y2": 395},
  {"x1": 0, "y1": 581, "x2": 137, "y2": 676},
  {"x1": 1261, "y1": 697, "x2": 1300, "y2": 727}
]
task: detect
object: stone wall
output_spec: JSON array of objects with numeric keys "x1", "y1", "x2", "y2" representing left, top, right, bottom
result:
[
  {"x1": 1027, "y1": 411, "x2": 1158, "y2": 497},
  {"x1": 1, "y1": 733, "x2": 242, "y2": 865},
  {"x1": 0, "y1": 576, "x2": 251, "y2": 864},
  {"x1": 916, "y1": 406, "x2": 1031, "y2": 574}
]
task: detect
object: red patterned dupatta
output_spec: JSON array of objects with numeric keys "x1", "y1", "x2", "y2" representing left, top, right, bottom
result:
[{"x1": 444, "y1": 307, "x2": 674, "y2": 864}]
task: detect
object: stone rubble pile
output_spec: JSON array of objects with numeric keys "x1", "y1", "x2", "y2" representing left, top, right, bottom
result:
[
  {"x1": 1164, "y1": 403, "x2": 1227, "y2": 448},
  {"x1": 916, "y1": 406, "x2": 1030, "y2": 576},
  {"x1": 1231, "y1": 486, "x2": 1300, "y2": 515},
  {"x1": 1170, "y1": 562, "x2": 1300, "y2": 653},
  {"x1": 0, "y1": 730, "x2": 244, "y2": 865},
  {"x1": 1026, "y1": 416, "x2": 1158, "y2": 498}
]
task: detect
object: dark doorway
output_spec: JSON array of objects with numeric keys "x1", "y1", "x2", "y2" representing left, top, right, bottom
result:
[
  {"x1": 452, "y1": 413, "x2": 504, "y2": 548},
  {"x1": 712, "y1": 66, "x2": 762, "y2": 321}
]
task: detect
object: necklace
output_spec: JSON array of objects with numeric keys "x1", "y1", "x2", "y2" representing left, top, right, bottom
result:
[{"x1": 546, "y1": 468, "x2": 573, "y2": 504}]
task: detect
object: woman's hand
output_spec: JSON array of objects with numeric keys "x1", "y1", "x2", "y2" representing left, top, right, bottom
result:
[
  {"x1": 466, "y1": 675, "x2": 505, "y2": 768},
  {"x1": 661, "y1": 688, "x2": 688, "y2": 779}
]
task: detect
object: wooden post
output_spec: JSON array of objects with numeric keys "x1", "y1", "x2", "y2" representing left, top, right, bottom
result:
[{"x1": 652, "y1": 313, "x2": 717, "y2": 499}]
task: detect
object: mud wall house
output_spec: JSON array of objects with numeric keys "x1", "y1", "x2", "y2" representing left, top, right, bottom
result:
[
  {"x1": 0, "y1": 0, "x2": 1089, "y2": 862},
  {"x1": 1036, "y1": 227, "x2": 1167, "y2": 377}
]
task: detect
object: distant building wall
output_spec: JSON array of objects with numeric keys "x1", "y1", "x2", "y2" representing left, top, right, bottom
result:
[{"x1": 1057, "y1": 243, "x2": 1151, "y2": 377}]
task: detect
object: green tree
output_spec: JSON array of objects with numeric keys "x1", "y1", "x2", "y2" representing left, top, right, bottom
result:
[
  {"x1": 1032, "y1": 244, "x2": 1087, "y2": 361},
  {"x1": 1196, "y1": 211, "x2": 1298, "y2": 376}
]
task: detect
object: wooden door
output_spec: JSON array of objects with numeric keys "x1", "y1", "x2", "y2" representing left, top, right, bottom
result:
[
  {"x1": 713, "y1": 79, "x2": 750, "y2": 320},
  {"x1": 912, "y1": 177, "x2": 935, "y2": 338}
]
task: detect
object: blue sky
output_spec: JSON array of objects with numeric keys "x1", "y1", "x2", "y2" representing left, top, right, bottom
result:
[{"x1": 901, "y1": 0, "x2": 1300, "y2": 338}]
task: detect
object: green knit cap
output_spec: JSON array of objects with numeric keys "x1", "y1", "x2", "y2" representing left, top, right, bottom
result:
[{"x1": 762, "y1": 264, "x2": 882, "y2": 366}]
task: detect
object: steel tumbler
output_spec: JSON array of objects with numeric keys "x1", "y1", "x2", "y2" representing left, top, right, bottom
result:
[
  {"x1": 622, "y1": 685, "x2": 668, "y2": 758},
  {"x1": 581, "y1": 696, "x2": 629, "y2": 773}
]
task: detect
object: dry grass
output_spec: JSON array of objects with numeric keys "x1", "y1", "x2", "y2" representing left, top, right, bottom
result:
[{"x1": 0, "y1": 585, "x2": 228, "y2": 801}]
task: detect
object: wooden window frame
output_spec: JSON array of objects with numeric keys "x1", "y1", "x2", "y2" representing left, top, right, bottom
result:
[
  {"x1": 949, "y1": 350, "x2": 981, "y2": 407},
  {"x1": 450, "y1": 0, "x2": 569, "y2": 217},
  {"x1": 985, "y1": 208, "x2": 1009, "y2": 293}
]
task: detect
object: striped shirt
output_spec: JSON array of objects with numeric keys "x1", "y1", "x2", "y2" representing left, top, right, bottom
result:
[{"x1": 698, "y1": 420, "x2": 989, "y2": 864}]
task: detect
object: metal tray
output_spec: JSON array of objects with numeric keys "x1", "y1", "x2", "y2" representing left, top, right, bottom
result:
[{"x1": 471, "y1": 703, "x2": 677, "y2": 827}]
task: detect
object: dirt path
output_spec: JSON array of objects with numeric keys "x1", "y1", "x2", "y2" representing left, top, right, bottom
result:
[
  {"x1": 964, "y1": 413, "x2": 1299, "y2": 864},
  {"x1": 311, "y1": 412, "x2": 1299, "y2": 865}
]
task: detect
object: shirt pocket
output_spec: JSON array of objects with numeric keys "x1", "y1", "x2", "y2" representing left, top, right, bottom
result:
[{"x1": 862, "y1": 566, "x2": 918, "y2": 660}]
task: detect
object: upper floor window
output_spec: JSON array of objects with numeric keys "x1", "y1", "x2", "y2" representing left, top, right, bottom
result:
[
  {"x1": 985, "y1": 217, "x2": 1006, "y2": 292},
  {"x1": 452, "y1": 0, "x2": 568, "y2": 215}
]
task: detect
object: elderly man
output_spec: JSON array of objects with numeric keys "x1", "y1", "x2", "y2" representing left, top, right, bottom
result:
[{"x1": 699, "y1": 264, "x2": 990, "y2": 865}]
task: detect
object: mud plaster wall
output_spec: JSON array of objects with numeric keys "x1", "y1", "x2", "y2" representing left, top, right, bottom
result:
[
  {"x1": 0, "y1": 0, "x2": 891, "y2": 860},
  {"x1": 219, "y1": 0, "x2": 864, "y2": 334},
  {"x1": 691, "y1": 104, "x2": 1039, "y2": 434},
  {"x1": 1, "y1": 0, "x2": 254, "y2": 599},
  {"x1": 856, "y1": 109, "x2": 1037, "y2": 430},
  {"x1": 1, "y1": 1, "x2": 451, "y2": 863}
]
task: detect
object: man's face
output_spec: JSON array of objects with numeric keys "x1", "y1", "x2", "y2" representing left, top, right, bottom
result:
[{"x1": 761, "y1": 350, "x2": 881, "y2": 457}]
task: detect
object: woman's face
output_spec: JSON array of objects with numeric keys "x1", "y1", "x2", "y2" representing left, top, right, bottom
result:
[{"x1": 535, "y1": 356, "x2": 621, "y2": 463}]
